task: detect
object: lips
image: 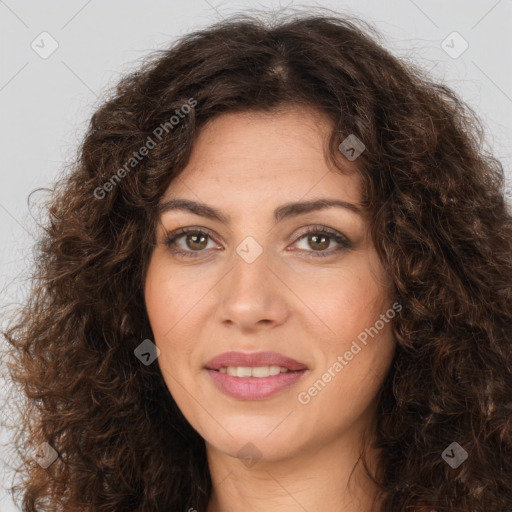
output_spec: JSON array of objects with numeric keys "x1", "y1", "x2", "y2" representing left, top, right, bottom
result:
[{"x1": 204, "y1": 351, "x2": 308, "y2": 372}]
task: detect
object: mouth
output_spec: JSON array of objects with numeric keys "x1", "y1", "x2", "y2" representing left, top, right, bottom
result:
[
  {"x1": 213, "y1": 365, "x2": 296, "y2": 377},
  {"x1": 204, "y1": 351, "x2": 308, "y2": 400}
]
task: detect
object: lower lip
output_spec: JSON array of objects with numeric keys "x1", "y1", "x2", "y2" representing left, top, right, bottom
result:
[{"x1": 205, "y1": 369, "x2": 307, "y2": 400}]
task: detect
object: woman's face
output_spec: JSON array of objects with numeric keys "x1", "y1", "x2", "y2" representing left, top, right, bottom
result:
[{"x1": 144, "y1": 107, "x2": 396, "y2": 463}]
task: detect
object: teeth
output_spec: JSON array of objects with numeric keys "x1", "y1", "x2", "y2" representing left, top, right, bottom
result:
[{"x1": 219, "y1": 365, "x2": 290, "y2": 377}]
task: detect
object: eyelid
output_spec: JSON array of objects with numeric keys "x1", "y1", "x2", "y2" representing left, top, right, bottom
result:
[
  {"x1": 163, "y1": 224, "x2": 352, "y2": 258},
  {"x1": 164, "y1": 226, "x2": 221, "y2": 251},
  {"x1": 290, "y1": 225, "x2": 353, "y2": 257}
]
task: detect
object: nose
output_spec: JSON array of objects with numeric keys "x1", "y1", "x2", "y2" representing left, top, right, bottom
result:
[{"x1": 216, "y1": 243, "x2": 290, "y2": 333}]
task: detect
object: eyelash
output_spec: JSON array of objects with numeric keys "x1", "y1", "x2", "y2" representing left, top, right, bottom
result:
[{"x1": 162, "y1": 225, "x2": 352, "y2": 259}]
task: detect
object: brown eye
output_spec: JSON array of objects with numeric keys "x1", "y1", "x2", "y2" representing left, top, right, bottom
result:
[
  {"x1": 292, "y1": 226, "x2": 352, "y2": 258},
  {"x1": 164, "y1": 228, "x2": 217, "y2": 258},
  {"x1": 184, "y1": 233, "x2": 208, "y2": 251},
  {"x1": 306, "y1": 233, "x2": 330, "y2": 251},
  {"x1": 163, "y1": 225, "x2": 352, "y2": 260}
]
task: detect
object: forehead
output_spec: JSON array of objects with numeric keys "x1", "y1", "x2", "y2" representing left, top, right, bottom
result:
[{"x1": 163, "y1": 108, "x2": 363, "y2": 207}]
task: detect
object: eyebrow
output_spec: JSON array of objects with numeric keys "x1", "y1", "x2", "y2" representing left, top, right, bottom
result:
[{"x1": 157, "y1": 197, "x2": 362, "y2": 224}]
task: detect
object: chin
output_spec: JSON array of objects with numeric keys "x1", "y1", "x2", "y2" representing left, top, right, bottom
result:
[{"x1": 203, "y1": 423, "x2": 301, "y2": 461}]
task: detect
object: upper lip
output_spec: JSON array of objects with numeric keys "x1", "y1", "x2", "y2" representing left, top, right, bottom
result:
[{"x1": 205, "y1": 351, "x2": 308, "y2": 371}]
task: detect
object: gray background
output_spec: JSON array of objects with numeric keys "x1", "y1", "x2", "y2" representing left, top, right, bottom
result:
[{"x1": 1, "y1": 1, "x2": 511, "y2": 509}]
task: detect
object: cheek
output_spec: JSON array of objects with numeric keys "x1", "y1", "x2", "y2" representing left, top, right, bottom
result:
[
  {"x1": 299, "y1": 312, "x2": 395, "y2": 428},
  {"x1": 290, "y1": 253, "x2": 389, "y2": 342},
  {"x1": 144, "y1": 255, "x2": 201, "y2": 340},
  {"x1": 144, "y1": 263, "x2": 170, "y2": 339},
  {"x1": 144, "y1": 257, "x2": 207, "y2": 382}
]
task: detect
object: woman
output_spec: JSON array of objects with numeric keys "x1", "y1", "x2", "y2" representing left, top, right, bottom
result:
[{"x1": 3, "y1": 9, "x2": 511, "y2": 512}]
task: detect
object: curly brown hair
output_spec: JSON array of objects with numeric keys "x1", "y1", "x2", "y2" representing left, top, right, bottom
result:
[{"x1": 2, "y1": 8, "x2": 512, "y2": 512}]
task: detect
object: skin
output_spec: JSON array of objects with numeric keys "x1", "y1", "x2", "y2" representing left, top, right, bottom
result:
[{"x1": 144, "y1": 107, "x2": 397, "y2": 512}]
